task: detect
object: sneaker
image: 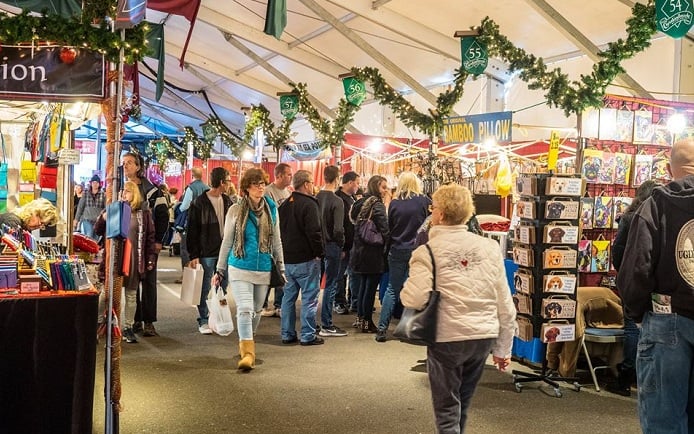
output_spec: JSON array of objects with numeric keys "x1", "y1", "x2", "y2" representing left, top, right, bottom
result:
[
  {"x1": 300, "y1": 336, "x2": 325, "y2": 346},
  {"x1": 375, "y1": 330, "x2": 387, "y2": 342},
  {"x1": 282, "y1": 336, "x2": 298, "y2": 344},
  {"x1": 122, "y1": 327, "x2": 138, "y2": 343},
  {"x1": 261, "y1": 307, "x2": 277, "y2": 317},
  {"x1": 334, "y1": 304, "x2": 348, "y2": 315},
  {"x1": 132, "y1": 321, "x2": 143, "y2": 334},
  {"x1": 198, "y1": 323, "x2": 213, "y2": 335},
  {"x1": 319, "y1": 325, "x2": 348, "y2": 337},
  {"x1": 143, "y1": 322, "x2": 159, "y2": 337}
]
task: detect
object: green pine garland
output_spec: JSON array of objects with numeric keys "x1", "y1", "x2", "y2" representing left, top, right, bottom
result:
[
  {"x1": 351, "y1": 66, "x2": 469, "y2": 139},
  {"x1": 204, "y1": 116, "x2": 247, "y2": 158},
  {"x1": 183, "y1": 127, "x2": 212, "y2": 161},
  {"x1": 0, "y1": 10, "x2": 150, "y2": 64},
  {"x1": 243, "y1": 104, "x2": 295, "y2": 153},
  {"x1": 147, "y1": 136, "x2": 186, "y2": 172},
  {"x1": 477, "y1": 1, "x2": 657, "y2": 116},
  {"x1": 290, "y1": 82, "x2": 359, "y2": 149}
]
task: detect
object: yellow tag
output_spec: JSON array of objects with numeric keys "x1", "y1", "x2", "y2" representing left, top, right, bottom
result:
[{"x1": 547, "y1": 131, "x2": 560, "y2": 171}]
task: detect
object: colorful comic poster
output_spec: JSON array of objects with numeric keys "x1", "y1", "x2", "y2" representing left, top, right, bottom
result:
[
  {"x1": 593, "y1": 196, "x2": 613, "y2": 229},
  {"x1": 578, "y1": 240, "x2": 592, "y2": 272},
  {"x1": 652, "y1": 153, "x2": 671, "y2": 182},
  {"x1": 613, "y1": 197, "x2": 633, "y2": 228},
  {"x1": 633, "y1": 154, "x2": 653, "y2": 187},
  {"x1": 613, "y1": 152, "x2": 632, "y2": 185},
  {"x1": 616, "y1": 109, "x2": 634, "y2": 142},
  {"x1": 591, "y1": 240, "x2": 611, "y2": 272},
  {"x1": 633, "y1": 110, "x2": 654, "y2": 144},
  {"x1": 581, "y1": 148, "x2": 603, "y2": 184},
  {"x1": 598, "y1": 152, "x2": 616, "y2": 184},
  {"x1": 580, "y1": 197, "x2": 594, "y2": 230}
]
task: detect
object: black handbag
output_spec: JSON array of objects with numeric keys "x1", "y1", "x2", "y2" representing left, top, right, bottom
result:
[
  {"x1": 269, "y1": 257, "x2": 286, "y2": 288},
  {"x1": 393, "y1": 244, "x2": 439, "y2": 346},
  {"x1": 357, "y1": 209, "x2": 384, "y2": 246}
]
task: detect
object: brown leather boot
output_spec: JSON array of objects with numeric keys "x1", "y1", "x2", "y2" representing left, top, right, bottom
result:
[{"x1": 238, "y1": 340, "x2": 255, "y2": 371}]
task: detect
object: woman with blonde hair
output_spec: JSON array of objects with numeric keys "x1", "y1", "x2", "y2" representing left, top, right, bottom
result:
[
  {"x1": 375, "y1": 171, "x2": 430, "y2": 342},
  {"x1": 0, "y1": 198, "x2": 58, "y2": 231},
  {"x1": 213, "y1": 168, "x2": 284, "y2": 371},
  {"x1": 94, "y1": 181, "x2": 156, "y2": 344},
  {"x1": 401, "y1": 184, "x2": 516, "y2": 433}
]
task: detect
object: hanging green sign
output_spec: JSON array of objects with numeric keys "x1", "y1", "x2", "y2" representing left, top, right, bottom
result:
[
  {"x1": 279, "y1": 94, "x2": 299, "y2": 119},
  {"x1": 342, "y1": 76, "x2": 367, "y2": 106},
  {"x1": 201, "y1": 121, "x2": 218, "y2": 144},
  {"x1": 460, "y1": 37, "x2": 488, "y2": 75},
  {"x1": 656, "y1": 0, "x2": 694, "y2": 38}
]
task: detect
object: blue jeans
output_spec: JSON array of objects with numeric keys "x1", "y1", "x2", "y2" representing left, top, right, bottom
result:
[
  {"x1": 378, "y1": 247, "x2": 413, "y2": 331},
  {"x1": 79, "y1": 220, "x2": 95, "y2": 239},
  {"x1": 197, "y1": 257, "x2": 227, "y2": 326},
  {"x1": 357, "y1": 273, "x2": 381, "y2": 324},
  {"x1": 321, "y1": 242, "x2": 341, "y2": 327},
  {"x1": 637, "y1": 312, "x2": 694, "y2": 433},
  {"x1": 229, "y1": 279, "x2": 268, "y2": 341},
  {"x1": 427, "y1": 339, "x2": 494, "y2": 434},
  {"x1": 281, "y1": 259, "x2": 321, "y2": 343},
  {"x1": 335, "y1": 251, "x2": 350, "y2": 306}
]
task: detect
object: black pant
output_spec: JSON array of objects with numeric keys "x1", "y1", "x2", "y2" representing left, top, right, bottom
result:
[
  {"x1": 357, "y1": 273, "x2": 381, "y2": 323},
  {"x1": 135, "y1": 257, "x2": 158, "y2": 323}
]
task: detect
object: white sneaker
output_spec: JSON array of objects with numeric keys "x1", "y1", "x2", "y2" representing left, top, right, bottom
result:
[{"x1": 198, "y1": 324, "x2": 213, "y2": 335}]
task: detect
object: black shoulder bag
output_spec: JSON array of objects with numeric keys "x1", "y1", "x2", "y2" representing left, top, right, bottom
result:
[{"x1": 393, "y1": 243, "x2": 440, "y2": 346}]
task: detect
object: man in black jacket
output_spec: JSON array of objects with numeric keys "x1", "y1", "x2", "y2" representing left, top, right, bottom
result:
[
  {"x1": 187, "y1": 167, "x2": 233, "y2": 334},
  {"x1": 335, "y1": 171, "x2": 360, "y2": 314},
  {"x1": 618, "y1": 138, "x2": 694, "y2": 433},
  {"x1": 279, "y1": 170, "x2": 325, "y2": 346},
  {"x1": 123, "y1": 152, "x2": 170, "y2": 337}
]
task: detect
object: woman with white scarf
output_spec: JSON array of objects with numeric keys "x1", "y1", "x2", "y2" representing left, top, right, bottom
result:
[{"x1": 214, "y1": 168, "x2": 284, "y2": 371}]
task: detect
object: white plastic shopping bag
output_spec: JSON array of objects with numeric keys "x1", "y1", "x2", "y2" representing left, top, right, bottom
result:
[
  {"x1": 207, "y1": 286, "x2": 234, "y2": 336},
  {"x1": 180, "y1": 264, "x2": 203, "y2": 305}
]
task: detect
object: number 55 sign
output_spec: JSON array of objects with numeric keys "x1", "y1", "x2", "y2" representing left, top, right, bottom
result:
[
  {"x1": 656, "y1": 0, "x2": 694, "y2": 38},
  {"x1": 460, "y1": 36, "x2": 488, "y2": 75}
]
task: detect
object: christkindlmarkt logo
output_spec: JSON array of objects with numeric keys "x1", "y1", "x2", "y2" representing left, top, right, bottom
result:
[
  {"x1": 675, "y1": 219, "x2": 694, "y2": 287},
  {"x1": 279, "y1": 94, "x2": 299, "y2": 119},
  {"x1": 460, "y1": 37, "x2": 488, "y2": 75},
  {"x1": 656, "y1": 0, "x2": 694, "y2": 38}
]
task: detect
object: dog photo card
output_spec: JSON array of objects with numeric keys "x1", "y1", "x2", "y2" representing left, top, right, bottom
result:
[
  {"x1": 513, "y1": 245, "x2": 534, "y2": 267},
  {"x1": 613, "y1": 152, "x2": 632, "y2": 185},
  {"x1": 544, "y1": 199, "x2": 579, "y2": 220},
  {"x1": 513, "y1": 293, "x2": 532, "y2": 315},
  {"x1": 580, "y1": 197, "x2": 594, "y2": 230},
  {"x1": 541, "y1": 323, "x2": 576, "y2": 343},
  {"x1": 612, "y1": 196, "x2": 633, "y2": 228},
  {"x1": 515, "y1": 176, "x2": 537, "y2": 196},
  {"x1": 514, "y1": 224, "x2": 536, "y2": 245},
  {"x1": 516, "y1": 317, "x2": 534, "y2": 342},
  {"x1": 513, "y1": 269, "x2": 534, "y2": 294},
  {"x1": 593, "y1": 196, "x2": 614, "y2": 229},
  {"x1": 545, "y1": 177, "x2": 583, "y2": 196},
  {"x1": 581, "y1": 148, "x2": 603, "y2": 184},
  {"x1": 591, "y1": 239, "x2": 611, "y2": 272},
  {"x1": 578, "y1": 239, "x2": 592, "y2": 272},
  {"x1": 544, "y1": 223, "x2": 579, "y2": 245},
  {"x1": 515, "y1": 200, "x2": 536, "y2": 220},
  {"x1": 542, "y1": 272, "x2": 577, "y2": 295},
  {"x1": 543, "y1": 247, "x2": 578, "y2": 269},
  {"x1": 541, "y1": 298, "x2": 577, "y2": 319},
  {"x1": 632, "y1": 154, "x2": 653, "y2": 187}
]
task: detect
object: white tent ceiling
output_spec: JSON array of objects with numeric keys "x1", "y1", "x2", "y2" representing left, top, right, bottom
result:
[{"x1": 2, "y1": 1, "x2": 692, "y2": 144}]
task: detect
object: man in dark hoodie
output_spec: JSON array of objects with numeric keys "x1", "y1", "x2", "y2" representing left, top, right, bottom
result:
[
  {"x1": 335, "y1": 171, "x2": 360, "y2": 314},
  {"x1": 618, "y1": 138, "x2": 694, "y2": 433},
  {"x1": 279, "y1": 170, "x2": 325, "y2": 346},
  {"x1": 186, "y1": 167, "x2": 233, "y2": 334}
]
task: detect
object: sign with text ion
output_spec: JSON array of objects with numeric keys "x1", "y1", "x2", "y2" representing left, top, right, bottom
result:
[
  {"x1": 0, "y1": 45, "x2": 105, "y2": 101},
  {"x1": 443, "y1": 111, "x2": 513, "y2": 145}
]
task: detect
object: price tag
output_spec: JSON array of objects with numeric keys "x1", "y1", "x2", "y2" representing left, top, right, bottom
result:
[{"x1": 58, "y1": 149, "x2": 81, "y2": 165}]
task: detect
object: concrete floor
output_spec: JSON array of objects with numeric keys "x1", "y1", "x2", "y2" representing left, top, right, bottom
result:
[{"x1": 91, "y1": 253, "x2": 640, "y2": 434}]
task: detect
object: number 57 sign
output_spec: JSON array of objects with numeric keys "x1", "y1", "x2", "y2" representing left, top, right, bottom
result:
[{"x1": 656, "y1": 0, "x2": 694, "y2": 38}]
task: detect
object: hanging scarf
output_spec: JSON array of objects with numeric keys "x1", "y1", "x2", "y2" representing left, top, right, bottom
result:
[
  {"x1": 233, "y1": 196, "x2": 272, "y2": 259},
  {"x1": 136, "y1": 210, "x2": 144, "y2": 275}
]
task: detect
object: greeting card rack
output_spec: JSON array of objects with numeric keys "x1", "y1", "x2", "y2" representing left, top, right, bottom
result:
[{"x1": 511, "y1": 172, "x2": 582, "y2": 397}]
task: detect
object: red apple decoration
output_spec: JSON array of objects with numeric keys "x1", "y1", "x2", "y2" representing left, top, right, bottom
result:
[{"x1": 59, "y1": 48, "x2": 77, "y2": 64}]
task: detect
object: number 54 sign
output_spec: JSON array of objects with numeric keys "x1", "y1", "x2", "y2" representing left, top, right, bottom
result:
[
  {"x1": 460, "y1": 36, "x2": 488, "y2": 75},
  {"x1": 656, "y1": 0, "x2": 694, "y2": 38}
]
